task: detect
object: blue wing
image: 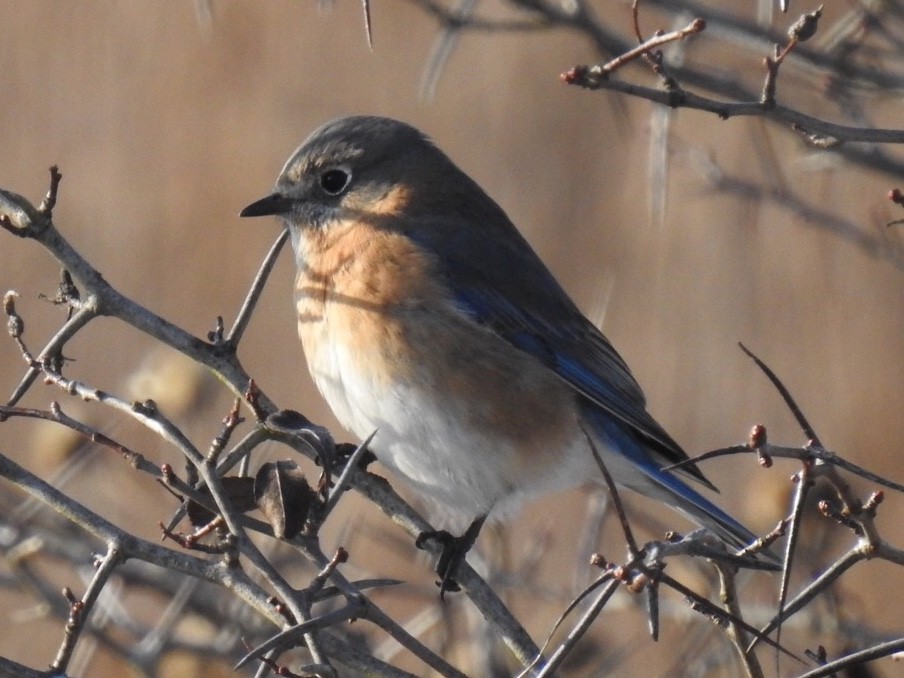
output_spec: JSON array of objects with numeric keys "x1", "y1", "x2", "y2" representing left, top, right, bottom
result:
[
  {"x1": 406, "y1": 211, "x2": 782, "y2": 553},
  {"x1": 409, "y1": 212, "x2": 716, "y2": 491},
  {"x1": 402, "y1": 179, "x2": 785, "y2": 555}
]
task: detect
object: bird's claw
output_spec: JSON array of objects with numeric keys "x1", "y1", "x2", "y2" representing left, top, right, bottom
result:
[
  {"x1": 416, "y1": 529, "x2": 464, "y2": 597},
  {"x1": 416, "y1": 517, "x2": 485, "y2": 599}
]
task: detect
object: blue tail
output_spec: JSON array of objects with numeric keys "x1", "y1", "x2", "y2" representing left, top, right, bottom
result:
[{"x1": 583, "y1": 407, "x2": 770, "y2": 558}]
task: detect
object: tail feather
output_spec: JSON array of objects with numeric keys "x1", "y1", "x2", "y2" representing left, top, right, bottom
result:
[{"x1": 583, "y1": 407, "x2": 778, "y2": 564}]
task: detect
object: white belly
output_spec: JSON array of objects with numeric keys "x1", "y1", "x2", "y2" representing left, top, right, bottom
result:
[
  {"x1": 300, "y1": 309, "x2": 595, "y2": 528},
  {"x1": 291, "y1": 225, "x2": 596, "y2": 528}
]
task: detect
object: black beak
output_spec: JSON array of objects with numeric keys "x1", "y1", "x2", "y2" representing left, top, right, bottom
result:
[{"x1": 239, "y1": 192, "x2": 293, "y2": 218}]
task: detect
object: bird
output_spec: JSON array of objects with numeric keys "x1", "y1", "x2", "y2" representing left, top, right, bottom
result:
[{"x1": 240, "y1": 115, "x2": 771, "y2": 593}]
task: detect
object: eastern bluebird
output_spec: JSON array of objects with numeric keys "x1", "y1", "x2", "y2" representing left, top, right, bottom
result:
[{"x1": 241, "y1": 116, "x2": 769, "y2": 590}]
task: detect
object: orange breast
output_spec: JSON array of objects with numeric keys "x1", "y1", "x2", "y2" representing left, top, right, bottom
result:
[{"x1": 294, "y1": 219, "x2": 445, "y2": 388}]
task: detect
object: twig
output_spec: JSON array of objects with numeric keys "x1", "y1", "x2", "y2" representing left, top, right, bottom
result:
[
  {"x1": 0, "y1": 451, "x2": 285, "y2": 625},
  {"x1": 582, "y1": 423, "x2": 640, "y2": 556},
  {"x1": 0, "y1": 179, "x2": 280, "y2": 416},
  {"x1": 361, "y1": 0, "x2": 373, "y2": 48},
  {"x1": 419, "y1": 0, "x2": 479, "y2": 101},
  {"x1": 531, "y1": 578, "x2": 620, "y2": 678},
  {"x1": 561, "y1": 71, "x2": 904, "y2": 145},
  {"x1": 595, "y1": 17, "x2": 706, "y2": 76},
  {"x1": 50, "y1": 543, "x2": 124, "y2": 673},
  {"x1": 323, "y1": 429, "x2": 376, "y2": 516},
  {"x1": 738, "y1": 343, "x2": 821, "y2": 446},
  {"x1": 794, "y1": 636, "x2": 904, "y2": 678},
  {"x1": 713, "y1": 561, "x2": 763, "y2": 678},
  {"x1": 37, "y1": 166, "x2": 63, "y2": 217},
  {"x1": 754, "y1": 548, "x2": 868, "y2": 647},
  {"x1": 225, "y1": 228, "x2": 288, "y2": 348}
]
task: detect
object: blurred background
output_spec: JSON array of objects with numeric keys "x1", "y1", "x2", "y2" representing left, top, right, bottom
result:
[{"x1": 2, "y1": 1, "x2": 903, "y2": 676}]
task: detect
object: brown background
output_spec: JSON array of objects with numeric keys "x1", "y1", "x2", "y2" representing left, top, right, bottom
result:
[{"x1": 1, "y1": 2, "x2": 902, "y2": 676}]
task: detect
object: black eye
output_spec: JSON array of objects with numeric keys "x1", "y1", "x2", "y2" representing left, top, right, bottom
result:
[{"x1": 319, "y1": 168, "x2": 351, "y2": 195}]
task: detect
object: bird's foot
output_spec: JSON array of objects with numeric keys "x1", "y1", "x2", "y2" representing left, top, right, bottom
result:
[{"x1": 415, "y1": 516, "x2": 485, "y2": 599}]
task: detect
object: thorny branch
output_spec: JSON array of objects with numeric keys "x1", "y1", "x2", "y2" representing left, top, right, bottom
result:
[
  {"x1": 411, "y1": 0, "x2": 904, "y2": 175},
  {"x1": 661, "y1": 342, "x2": 904, "y2": 672},
  {"x1": 5, "y1": 3, "x2": 904, "y2": 674},
  {"x1": 3, "y1": 171, "x2": 903, "y2": 676},
  {"x1": 1, "y1": 172, "x2": 537, "y2": 675}
]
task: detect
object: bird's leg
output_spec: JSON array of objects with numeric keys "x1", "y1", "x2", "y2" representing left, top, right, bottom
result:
[{"x1": 416, "y1": 515, "x2": 486, "y2": 599}]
